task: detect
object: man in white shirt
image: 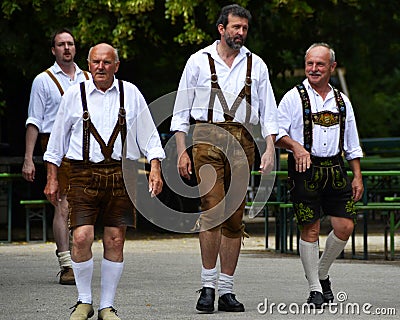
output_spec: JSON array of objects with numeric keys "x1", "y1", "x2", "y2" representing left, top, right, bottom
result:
[
  {"x1": 44, "y1": 43, "x2": 165, "y2": 320},
  {"x1": 22, "y1": 28, "x2": 90, "y2": 285},
  {"x1": 276, "y1": 43, "x2": 364, "y2": 308},
  {"x1": 171, "y1": 4, "x2": 278, "y2": 313}
]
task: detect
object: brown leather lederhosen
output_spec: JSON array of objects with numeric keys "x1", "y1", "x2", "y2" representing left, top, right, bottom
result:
[
  {"x1": 192, "y1": 53, "x2": 254, "y2": 237},
  {"x1": 66, "y1": 80, "x2": 135, "y2": 228}
]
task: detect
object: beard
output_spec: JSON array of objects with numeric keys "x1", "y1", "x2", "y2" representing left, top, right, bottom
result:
[{"x1": 224, "y1": 33, "x2": 245, "y2": 50}]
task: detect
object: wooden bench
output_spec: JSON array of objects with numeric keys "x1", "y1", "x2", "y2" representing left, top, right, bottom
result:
[{"x1": 20, "y1": 199, "x2": 49, "y2": 242}]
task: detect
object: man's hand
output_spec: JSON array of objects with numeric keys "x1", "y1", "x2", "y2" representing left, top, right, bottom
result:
[
  {"x1": 178, "y1": 150, "x2": 192, "y2": 180},
  {"x1": 44, "y1": 178, "x2": 60, "y2": 206},
  {"x1": 148, "y1": 159, "x2": 163, "y2": 197},
  {"x1": 292, "y1": 143, "x2": 311, "y2": 172},
  {"x1": 351, "y1": 176, "x2": 364, "y2": 202},
  {"x1": 22, "y1": 158, "x2": 35, "y2": 182},
  {"x1": 44, "y1": 162, "x2": 60, "y2": 205},
  {"x1": 259, "y1": 150, "x2": 274, "y2": 175},
  {"x1": 349, "y1": 158, "x2": 364, "y2": 202},
  {"x1": 259, "y1": 134, "x2": 276, "y2": 174}
]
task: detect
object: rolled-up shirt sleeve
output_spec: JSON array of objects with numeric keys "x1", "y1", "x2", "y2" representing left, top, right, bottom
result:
[
  {"x1": 43, "y1": 95, "x2": 71, "y2": 167},
  {"x1": 170, "y1": 57, "x2": 197, "y2": 134},
  {"x1": 257, "y1": 64, "x2": 278, "y2": 138},
  {"x1": 126, "y1": 85, "x2": 166, "y2": 162},
  {"x1": 343, "y1": 97, "x2": 363, "y2": 160}
]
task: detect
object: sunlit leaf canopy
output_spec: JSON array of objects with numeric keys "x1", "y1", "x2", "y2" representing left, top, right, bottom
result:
[{"x1": 1, "y1": 0, "x2": 400, "y2": 138}]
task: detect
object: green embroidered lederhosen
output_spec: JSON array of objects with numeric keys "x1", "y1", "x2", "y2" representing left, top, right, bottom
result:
[{"x1": 289, "y1": 84, "x2": 356, "y2": 224}]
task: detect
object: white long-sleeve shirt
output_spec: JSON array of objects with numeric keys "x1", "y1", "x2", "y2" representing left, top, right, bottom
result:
[
  {"x1": 277, "y1": 79, "x2": 363, "y2": 161},
  {"x1": 44, "y1": 78, "x2": 165, "y2": 166},
  {"x1": 170, "y1": 41, "x2": 278, "y2": 138},
  {"x1": 25, "y1": 62, "x2": 90, "y2": 133}
]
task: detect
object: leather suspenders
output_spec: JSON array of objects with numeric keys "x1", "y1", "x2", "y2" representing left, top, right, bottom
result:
[
  {"x1": 45, "y1": 69, "x2": 90, "y2": 96},
  {"x1": 296, "y1": 83, "x2": 346, "y2": 153},
  {"x1": 206, "y1": 53, "x2": 252, "y2": 123},
  {"x1": 80, "y1": 80, "x2": 127, "y2": 163}
]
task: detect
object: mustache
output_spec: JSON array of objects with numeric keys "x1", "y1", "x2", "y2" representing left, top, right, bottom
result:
[{"x1": 308, "y1": 71, "x2": 322, "y2": 76}]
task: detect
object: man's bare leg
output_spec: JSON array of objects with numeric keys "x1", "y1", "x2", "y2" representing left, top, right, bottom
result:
[{"x1": 53, "y1": 195, "x2": 74, "y2": 284}]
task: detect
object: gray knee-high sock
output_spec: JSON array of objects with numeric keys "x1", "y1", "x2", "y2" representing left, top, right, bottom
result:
[
  {"x1": 299, "y1": 239, "x2": 322, "y2": 293},
  {"x1": 318, "y1": 230, "x2": 347, "y2": 280}
]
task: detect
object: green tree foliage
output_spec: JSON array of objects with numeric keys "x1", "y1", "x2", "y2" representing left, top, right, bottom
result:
[{"x1": 1, "y1": 0, "x2": 400, "y2": 145}]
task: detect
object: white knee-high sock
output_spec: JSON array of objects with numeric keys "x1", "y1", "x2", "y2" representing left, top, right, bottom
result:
[
  {"x1": 99, "y1": 258, "x2": 124, "y2": 310},
  {"x1": 318, "y1": 231, "x2": 348, "y2": 280},
  {"x1": 299, "y1": 239, "x2": 322, "y2": 293},
  {"x1": 72, "y1": 258, "x2": 94, "y2": 304},
  {"x1": 201, "y1": 266, "x2": 218, "y2": 289},
  {"x1": 218, "y1": 273, "x2": 234, "y2": 296}
]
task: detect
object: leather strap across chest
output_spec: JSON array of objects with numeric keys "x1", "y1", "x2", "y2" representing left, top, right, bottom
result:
[
  {"x1": 45, "y1": 69, "x2": 89, "y2": 96},
  {"x1": 80, "y1": 80, "x2": 127, "y2": 163},
  {"x1": 206, "y1": 52, "x2": 252, "y2": 123},
  {"x1": 296, "y1": 83, "x2": 346, "y2": 153}
]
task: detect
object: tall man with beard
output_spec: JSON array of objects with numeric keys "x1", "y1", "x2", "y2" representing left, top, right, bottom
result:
[{"x1": 171, "y1": 4, "x2": 278, "y2": 313}]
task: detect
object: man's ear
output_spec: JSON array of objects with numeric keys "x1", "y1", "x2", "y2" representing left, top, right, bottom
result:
[{"x1": 217, "y1": 24, "x2": 225, "y2": 36}]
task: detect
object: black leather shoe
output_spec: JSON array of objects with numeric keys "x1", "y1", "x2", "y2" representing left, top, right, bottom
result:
[
  {"x1": 320, "y1": 276, "x2": 334, "y2": 303},
  {"x1": 307, "y1": 291, "x2": 325, "y2": 309},
  {"x1": 196, "y1": 287, "x2": 215, "y2": 313},
  {"x1": 218, "y1": 293, "x2": 245, "y2": 312}
]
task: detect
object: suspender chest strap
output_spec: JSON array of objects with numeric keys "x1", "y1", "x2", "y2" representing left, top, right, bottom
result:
[
  {"x1": 206, "y1": 52, "x2": 252, "y2": 123},
  {"x1": 80, "y1": 80, "x2": 127, "y2": 163},
  {"x1": 45, "y1": 70, "x2": 64, "y2": 96},
  {"x1": 295, "y1": 83, "x2": 346, "y2": 153},
  {"x1": 45, "y1": 69, "x2": 90, "y2": 96}
]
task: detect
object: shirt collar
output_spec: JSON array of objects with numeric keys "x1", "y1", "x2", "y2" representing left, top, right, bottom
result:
[
  {"x1": 303, "y1": 78, "x2": 334, "y2": 98},
  {"x1": 203, "y1": 40, "x2": 250, "y2": 62},
  {"x1": 87, "y1": 76, "x2": 119, "y2": 94},
  {"x1": 51, "y1": 61, "x2": 83, "y2": 76}
]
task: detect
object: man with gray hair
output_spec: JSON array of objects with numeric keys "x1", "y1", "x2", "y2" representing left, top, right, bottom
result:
[
  {"x1": 44, "y1": 43, "x2": 165, "y2": 320},
  {"x1": 276, "y1": 42, "x2": 363, "y2": 308}
]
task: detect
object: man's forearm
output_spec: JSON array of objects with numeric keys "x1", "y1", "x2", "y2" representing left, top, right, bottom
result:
[
  {"x1": 175, "y1": 131, "x2": 187, "y2": 155},
  {"x1": 24, "y1": 124, "x2": 39, "y2": 160},
  {"x1": 46, "y1": 162, "x2": 58, "y2": 182}
]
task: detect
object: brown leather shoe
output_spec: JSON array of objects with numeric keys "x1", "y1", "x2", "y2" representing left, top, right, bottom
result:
[
  {"x1": 59, "y1": 266, "x2": 75, "y2": 285},
  {"x1": 98, "y1": 307, "x2": 120, "y2": 320},
  {"x1": 69, "y1": 301, "x2": 94, "y2": 320}
]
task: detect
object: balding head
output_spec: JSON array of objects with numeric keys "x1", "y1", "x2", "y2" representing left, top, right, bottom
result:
[{"x1": 88, "y1": 43, "x2": 120, "y2": 92}]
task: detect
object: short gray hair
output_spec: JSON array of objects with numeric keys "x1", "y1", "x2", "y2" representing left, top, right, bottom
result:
[{"x1": 305, "y1": 42, "x2": 336, "y2": 65}]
